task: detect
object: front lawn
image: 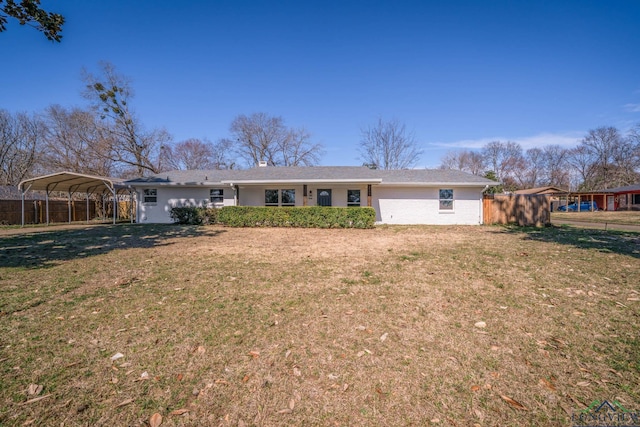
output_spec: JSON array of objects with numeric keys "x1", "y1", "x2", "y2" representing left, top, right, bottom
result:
[{"x1": 1, "y1": 224, "x2": 638, "y2": 426}]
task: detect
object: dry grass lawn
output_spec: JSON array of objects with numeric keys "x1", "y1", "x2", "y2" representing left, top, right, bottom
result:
[
  {"x1": 552, "y1": 210, "x2": 640, "y2": 225},
  {"x1": 1, "y1": 224, "x2": 639, "y2": 426}
]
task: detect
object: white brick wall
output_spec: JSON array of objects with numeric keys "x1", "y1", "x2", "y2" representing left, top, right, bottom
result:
[
  {"x1": 135, "y1": 184, "x2": 484, "y2": 225},
  {"x1": 372, "y1": 186, "x2": 483, "y2": 225}
]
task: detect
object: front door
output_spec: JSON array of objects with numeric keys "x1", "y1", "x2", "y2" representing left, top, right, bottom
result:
[
  {"x1": 317, "y1": 189, "x2": 332, "y2": 206},
  {"x1": 607, "y1": 195, "x2": 615, "y2": 211}
]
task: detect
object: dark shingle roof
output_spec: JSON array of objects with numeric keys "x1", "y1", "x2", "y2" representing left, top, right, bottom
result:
[
  {"x1": 601, "y1": 183, "x2": 640, "y2": 193},
  {"x1": 125, "y1": 167, "x2": 496, "y2": 187}
]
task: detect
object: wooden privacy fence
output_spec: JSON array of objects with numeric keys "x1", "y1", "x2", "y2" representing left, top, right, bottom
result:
[
  {"x1": 0, "y1": 200, "x2": 134, "y2": 225},
  {"x1": 483, "y1": 194, "x2": 550, "y2": 226}
]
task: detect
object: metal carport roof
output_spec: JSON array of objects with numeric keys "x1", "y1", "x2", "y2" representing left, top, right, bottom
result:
[
  {"x1": 18, "y1": 171, "x2": 132, "y2": 226},
  {"x1": 19, "y1": 171, "x2": 128, "y2": 194}
]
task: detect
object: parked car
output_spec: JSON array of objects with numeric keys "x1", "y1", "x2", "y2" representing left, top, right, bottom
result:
[{"x1": 557, "y1": 201, "x2": 598, "y2": 212}]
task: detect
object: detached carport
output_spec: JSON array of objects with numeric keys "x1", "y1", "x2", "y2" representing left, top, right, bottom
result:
[{"x1": 18, "y1": 172, "x2": 133, "y2": 226}]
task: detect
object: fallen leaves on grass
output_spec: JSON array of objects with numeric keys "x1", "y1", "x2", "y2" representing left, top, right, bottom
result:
[
  {"x1": 27, "y1": 384, "x2": 43, "y2": 396},
  {"x1": 500, "y1": 395, "x2": 528, "y2": 411},
  {"x1": 110, "y1": 352, "x2": 124, "y2": 361},
  {"x1": 149, "y1": 412, "x2": 162, "y2": 427},
  {"x1": 115, "y1": 398, "x2": 134, "y2": 408},
  {"x1": 20, "y1": 394, "x2": 51, "y2": 405},
  {"x1": 170, "y1": 408, "x2": 189, "y2": 416},
  {"x1": 539, "y1": 378, "x2": 556, "y2": 391}
]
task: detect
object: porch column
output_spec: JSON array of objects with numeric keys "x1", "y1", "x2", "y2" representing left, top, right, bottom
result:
[
  {"x1": 367, "y1": 185, "x2": 372, "y2": 207},
  {"x1": 303, "y1": 185, "x2": 308, "y2": 207}
]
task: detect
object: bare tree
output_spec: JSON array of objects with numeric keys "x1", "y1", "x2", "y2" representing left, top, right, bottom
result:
[
  {"x1": 580, "y1": 127, "x2": 621, "y2": 189},
  {"x1": 40, "y1": 105, "x2": 115, "y2": 176},
  {"x1": 358, "y1": 118, "x2": 422, "y2": 169},
  {"x1": 541, "y1": 145, "x2": 570, "y2": 189},
  {"x1": 513, "y1": 147, "x2": 544, "y2": 189},
  {"x1": 439, "y1": 149, "x2": 485, "y2": 175},
  {"x1": 481, "y1": 141, "x2": 523, "y2": 190},
  {"x1": 567, "y1": 145, "x2": 596, "y2": 190},
  {"x1": 82, "y1": 62, "x2": 171, "y2": 177},
  {"x1": 160, "y1": 138, "x2": 235, "y2": 171},
  {"x1": 576, "y1": 126, "x2": 639, "y2": 189},
  {"x1": 482, "y1": 141, "x2": 521, "y2": 180},
  {"x1": 229, "y1": 113, "x2": 322, "y2": 167},
  {"x1": 277, "y1": 127, "x2": 323, "y2": 166},
  {"x1": 0, "y1": 109, "x2": 42, "y2": 185}
]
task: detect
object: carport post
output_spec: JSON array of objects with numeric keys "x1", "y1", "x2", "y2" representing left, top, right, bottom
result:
[
  {"x1": 21, "y1": 190, "x2": 24, "y2": 227},
  {"x1": 111, "y1": 187, "x2": 117, "y2": 224},
  {"x1": 20, "y1": 182, "x2": 33, "y2": 227},
  {"x1": 68, "y1": 192, "x2": 72, "y2": 223},
  {"x1": 86, "y1": 194, "x2": 90, "y2": 224},
  {"x1": 45, "y1": 191, "x2": 50, "y2": 225},
  {"x1": 129, "y1": 189, "x2": 134, "y2": 223}
]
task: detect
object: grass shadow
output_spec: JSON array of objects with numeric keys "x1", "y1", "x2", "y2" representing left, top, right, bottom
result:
[
  {"x1": 0, "y1": 223, "x2": 226, "y2": 269},
  {"x1": 494, "y1": 224, "x2": 640, "y2": 258}
]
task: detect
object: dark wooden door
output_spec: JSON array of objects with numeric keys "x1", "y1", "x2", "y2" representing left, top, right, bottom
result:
[{"x1": 317, "y1": 189, "x2": 332, "y2": 206}]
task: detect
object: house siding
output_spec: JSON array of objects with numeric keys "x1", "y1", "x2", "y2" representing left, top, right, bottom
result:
[
  {"x1": 136, "y1": 186, "x2": 234, "y2": 223},
  {"x1": 372, "y1": 186, "x2": 483, "y2": 225},
  {"x1": 135, "y1": 185, "x2": 484, "y2": 224},
  {"x1": 237, "y1": 185, "x2": 370, "y2": 208}
]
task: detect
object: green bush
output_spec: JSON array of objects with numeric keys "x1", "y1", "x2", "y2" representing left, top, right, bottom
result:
[
  {"x1": 169, "y1": 207, "x2": 219, "y2": 225},
  {"x1": 217, "y1": 206, "x2": 375, "y2": 228}
]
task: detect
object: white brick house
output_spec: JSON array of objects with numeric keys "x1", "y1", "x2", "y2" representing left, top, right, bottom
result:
[{"x1": 125, "y1": 166, "x2": 496, "y2": 225}]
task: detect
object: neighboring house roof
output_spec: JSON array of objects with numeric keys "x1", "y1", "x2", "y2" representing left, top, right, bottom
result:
[
  {"x1": 514, "y1": 186, "x2": 568, "y2": 195},
  {"x1": 600, "y1": 183, "x2": 640, "y2": 193},
  {"x1": 125, "y1": 166, "x2": 496, "y2": 187}
]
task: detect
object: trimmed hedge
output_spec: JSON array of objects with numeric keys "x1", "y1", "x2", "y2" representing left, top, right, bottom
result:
[
  {"x1": 217, "y1": 206, "x2": 376, "y2": 228},
  {"x1": 169, "y1": 207, "x2": 219, "y2": 225},
  {"x1": 169, "y1": 206, "x2": 376, "y2": 228}
]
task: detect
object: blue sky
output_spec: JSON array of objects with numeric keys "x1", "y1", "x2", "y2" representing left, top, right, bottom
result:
[{"x1": 2, "y1": 0, "x2": 640, "y2": 168}]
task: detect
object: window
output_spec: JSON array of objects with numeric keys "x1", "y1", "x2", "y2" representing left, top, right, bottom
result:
[
  {"x1": 347, "y1": 189, "x2": 361, "y2": 206},
  {"x1": 210, "y1": 188, "x2": 224, "y2": 204},
  {"x1": 633, "y1": 194, "x2": 640, "y2": 205},
  {"x1": 281, "y1": 189, "x2": 295, "y2": 206},
  {"x1": 143, "y1": 189, "x2": 157, "y2": 203},
  {"x1": 265, "y1": 189, "x2": 279, "y2": 206},
  {"x1": 439, "y1": 189, "x2": 454, "y2": 210},
  {"x1": 265, "y1": 189, "x2": 296, "y2": 206}
]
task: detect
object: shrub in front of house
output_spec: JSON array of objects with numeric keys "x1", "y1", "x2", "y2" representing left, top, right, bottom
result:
[
  {"x1": 217, "y1": 206, "x2": 376, "y2": 228},
  {"x1": 169, "y1": 207, "x2": 218, "y2": 225}
]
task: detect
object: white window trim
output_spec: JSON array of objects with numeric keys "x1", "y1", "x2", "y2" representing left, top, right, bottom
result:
[
  {"x1": 210, "y1": 188, "x2": 224, "y2": 204},
  {"x1": 438, "y1": 189, "x2": 454, "y2": 212},
  {"x1": 265, "y1": 189, "x2": 296, "y2": 207},
  {"x1": 143, "y1": 188, "x2": 157, "y2": 204},
  {"x1": 347, "y1": 189, "x2": 361, "y2": 207}
]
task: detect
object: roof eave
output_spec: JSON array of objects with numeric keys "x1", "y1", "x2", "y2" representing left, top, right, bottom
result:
[
  {"x1": 379, "y1": 182, "x2": 495, "y2": 187},
  {"x1": 222, "y1": 179, "x2": 383, "y2": 185}
]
